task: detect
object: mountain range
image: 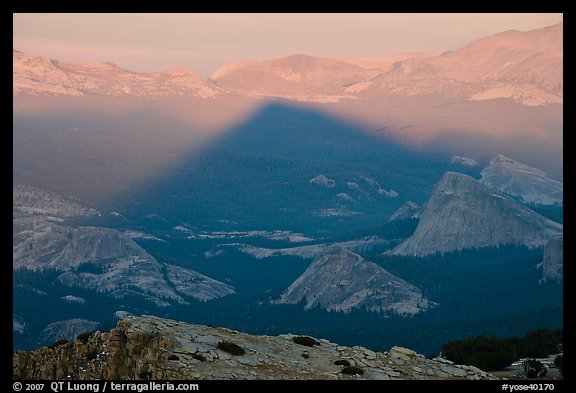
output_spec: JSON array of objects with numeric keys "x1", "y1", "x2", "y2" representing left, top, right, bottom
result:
[
  {"x1": 212, "y1": 23, "x2": 562, "y2": 106},
  {"x1": 15, "y1": 23, "x2": 561, "y2": 106},
  {"x1": 13, "y1": 23, "x2": 563, "y2": 178},
  {"x1": 13, "y1": 49, "x2": 225, "y2": 98},
  {"x1": 13, "y1": 22, "x2": 563, "y2": 358}
]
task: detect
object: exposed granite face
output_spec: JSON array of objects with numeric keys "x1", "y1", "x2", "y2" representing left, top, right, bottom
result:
[
  {"x1": 479, "y1": 155, "x2": 563, "y2": 206},
  {"x1": 388, "y1": 201, "x2": 421, "y2": 223},
  {"x1": 388, "y1": 172, "x2": 563, "y2": 257},
  {"x1": 13, "y1": 186, "x2": 235, "y2": 306},
  {"x1": 277, "y1": 248, "x2": 433, "y2": 315},
  {"x1": 13, "y1": 315, "x2": 499, "y2": 380},
  {"x1": 539, "y1": 236, "x2": 563, "y2": 283},
  {"x1": 39, "y1": 319, "x2": 101, "y2": 347},
  {"x1": 13, "y1": 184, "x2": 99, "y2": 219}
]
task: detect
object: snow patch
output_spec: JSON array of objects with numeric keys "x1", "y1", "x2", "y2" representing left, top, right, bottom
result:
[
  {"x1": 114, "y1": 310, "x2": 133, "y2": 319},
  {"x1": 451, "y1": 156, "x2": 479, "y2": 166},
  {"x1": 124, "y1": 230, "x2": 166, "y2": 243},
  {"x1": 309, "y1": 174, "x2": 336, "y2": 188},
  {"x1": 337, "y1": 193, "x2": 358, "y2": 203},
  {"x1": 469, "y1": 83, "x2": 562, "y2": 106},
  {"x1": 62, "y1": 295, "x2": 86, "y2": 304},
  {"x1": 230, "y1": 236, "x2": 388, "y2": 260},
  {"x1": 378, "y1": 188, "x2": 399, "y2": 198},
  {"x1": 174, "y1": 226, "x2": 194, "y2": 234},
  {"x1": 313, "y1": 208, "x2": 363, "y2": 217},
  {"x1": 13, "y1": 315, "x2": 26, "y2": 334},
  {"x1": 188, "y1": 230, "x2": 313, "y2": 243}
]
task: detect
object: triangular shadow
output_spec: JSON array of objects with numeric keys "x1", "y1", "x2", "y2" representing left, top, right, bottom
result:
[{"x1": 106, "y1": 101, "x2": 451, "y2": 235}]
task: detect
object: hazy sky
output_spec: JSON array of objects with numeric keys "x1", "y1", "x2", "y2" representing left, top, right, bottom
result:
[{"x1": 13, "y1": 13, "x2": 562, "y2": 77}]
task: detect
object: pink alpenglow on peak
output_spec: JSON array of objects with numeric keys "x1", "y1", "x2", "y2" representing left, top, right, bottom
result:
[{"x1": 13, "y1": 50, "x2": 226, "y2": 99}]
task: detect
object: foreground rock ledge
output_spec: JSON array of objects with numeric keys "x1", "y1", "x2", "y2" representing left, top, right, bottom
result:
[{"x1": 13, "y1": 315, "x2": 498, "y2": 380}]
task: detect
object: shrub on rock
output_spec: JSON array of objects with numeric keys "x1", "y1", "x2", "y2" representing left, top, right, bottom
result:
[
  {"x1": 217, "y1": 341, "x2": 245, "y2": 355},
  {"x1": 293, "y1": 336, "x2": 319, "y2": 347},
  {"x1": 76, "y1": 331, "x2": 96, "y2": 344},
  {"x1": 341, "y1": 365, "x2": 364, "y2": 375},
  {"x1": 48, "y1": 339, "x2": 69, "y2": 350}
]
